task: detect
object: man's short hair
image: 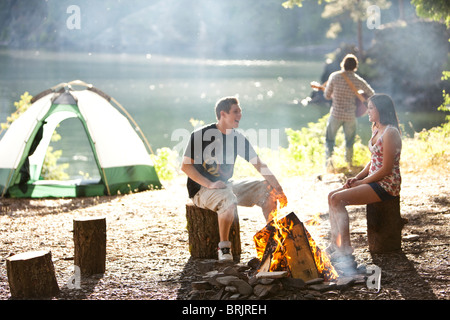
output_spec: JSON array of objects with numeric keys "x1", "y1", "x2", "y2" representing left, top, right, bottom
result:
[
  {"x1": 215, "y1": 96, "x2": 239, "y2": 120},
  {"x1": 341, "y1": 54, "x2": 358, "y2": 71}
]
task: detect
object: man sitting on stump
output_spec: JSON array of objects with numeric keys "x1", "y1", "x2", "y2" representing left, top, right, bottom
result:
[{"x1": 181, "y1": 96, "x2": 288, "y2": 261}]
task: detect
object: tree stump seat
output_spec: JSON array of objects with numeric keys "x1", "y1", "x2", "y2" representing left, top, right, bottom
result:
[
  {"x1": 73, "y1": 217, "x2": 107, "y2": 275},
  {"x1": 6, "y1": 250, "x2": 60, "y2": 299},
  {"x1": 366, "y1": 196, "x2": 408, "y2": 253},
  {"x1": 186, "y1": 203, "x2": 241, "y2": 261}
]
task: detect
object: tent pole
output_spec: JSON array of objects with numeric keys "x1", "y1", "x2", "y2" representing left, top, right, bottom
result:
[
  {"x1": 1, "y1": 169, "x2": 15, "y2": 197},
  {"x1": 101, "y1": 167, "x2": 111, "y2": 196}
]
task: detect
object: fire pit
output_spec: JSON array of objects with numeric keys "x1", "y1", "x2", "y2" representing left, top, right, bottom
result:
[{"x1": 254, "y1": 212, "x2": 338, "y2": 282}]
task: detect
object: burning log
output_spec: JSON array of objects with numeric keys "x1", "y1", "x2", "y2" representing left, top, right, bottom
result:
[{"x1": 254, "y1": 212, "x2": 338, "y2": 282}]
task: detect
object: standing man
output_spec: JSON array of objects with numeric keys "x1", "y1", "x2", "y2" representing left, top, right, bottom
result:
[
  {"x1": 324, "y1": 54, "x2": 375, "y2": 171},
  {"x1": 181, "y1": 96, "x2": 287, "y2": 261}
]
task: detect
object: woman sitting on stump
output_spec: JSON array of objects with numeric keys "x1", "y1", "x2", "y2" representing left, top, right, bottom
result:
[{"x1": 327, "y1": 94, "x2": 402, "y2": 265}]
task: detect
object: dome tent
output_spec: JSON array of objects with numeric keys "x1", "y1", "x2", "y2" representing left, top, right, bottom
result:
[{"x1": 0, "y1": 80, "x2": 161, "y2": 198}]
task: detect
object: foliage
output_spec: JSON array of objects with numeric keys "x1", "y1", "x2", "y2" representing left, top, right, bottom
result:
[
  {"x1": 401, "y1": 116, "x2": 450, "y2": 174},
  {"x1": 0, "y1": 92, "x2": 32, "y2": 134},
  {"x1": 282, "y1": 114, "x2": 370, "y2": 175},
  {"x1": 151, "y1": 147, "x2": 180, "y2": 182},
  {"x1": 39, "y1": 147, "x2": 70, "y2": 180},
  {"x1": 0, "y1": 92, "x2": 69, "y2": 180},
  {"x1": 283, "y1": 0, "x2": 391, "y2": 44},
  {"x1": 411, "y1": 0, "x2": 450, "y2": 27}
]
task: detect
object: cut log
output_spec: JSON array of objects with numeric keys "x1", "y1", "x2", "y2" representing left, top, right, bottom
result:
[
  {"x1": 186, "y1": 204, "x2": 241, "y2": 261},
  {"x1": 73, "y1": 217, "x2": 106, "y2": 275},
  {"x1": 6, "y1": 250, "x2": 60, "y2": 299},
  {"x1": 366, "y1": 197, "x2": 407, "y2": 253}
]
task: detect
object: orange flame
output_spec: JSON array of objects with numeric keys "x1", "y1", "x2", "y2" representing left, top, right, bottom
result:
[
  {"x1": 305, "y1": 212, "x2": 321, "y2": 227},
  {"x1": 304, "y1": 228, "x2": 339, "y2": 281},
  {"x1": 268, "y1": 212, "x2": 294, "y2": 272}
]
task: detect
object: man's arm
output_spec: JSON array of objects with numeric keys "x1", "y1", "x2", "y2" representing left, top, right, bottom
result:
[
  {"x1": 324, "y1": 74, "x2": 334, "y2": 100},
  {"x1": 181, "y1": 157, "x2": 226, "y2": 189},
  {"x1": 250, "y1": 156, "x2": 288, "y2": 207},
  {"x1": 356, "y1": 74, "x2": 375, "y2": 97}
]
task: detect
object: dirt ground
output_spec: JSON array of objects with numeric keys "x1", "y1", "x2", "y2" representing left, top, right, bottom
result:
[{"x1": 0, "y1": 171, "x2": 448, "y2": 301}]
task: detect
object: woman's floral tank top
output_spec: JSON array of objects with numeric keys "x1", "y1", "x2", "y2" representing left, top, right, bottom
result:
[{"x1": 368, "y1": 125, "x2": 402, "y2": 196}]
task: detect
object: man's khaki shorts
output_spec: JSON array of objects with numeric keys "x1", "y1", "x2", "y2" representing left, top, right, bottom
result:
[{"x1": 191, "y1": 179, "x2": 274, "y2": 216}]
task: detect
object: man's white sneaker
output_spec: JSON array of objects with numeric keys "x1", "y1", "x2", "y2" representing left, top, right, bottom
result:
[{"x1": 218, "y1": 247, "x2": 233, "y2": 261}]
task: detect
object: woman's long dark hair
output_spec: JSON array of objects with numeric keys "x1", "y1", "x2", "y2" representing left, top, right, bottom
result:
[{"x1": 369, "y1": 94, "x2": 400, "y2": 133}]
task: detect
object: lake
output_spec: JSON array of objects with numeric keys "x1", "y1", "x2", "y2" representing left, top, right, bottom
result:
[{"x1": 0, "y1": 50, "x2": 445, "y2": 179}]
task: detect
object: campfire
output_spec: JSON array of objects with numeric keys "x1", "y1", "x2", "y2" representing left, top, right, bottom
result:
[{"x1": 254, "y1": 207, "x2": 338, "y2": 282}]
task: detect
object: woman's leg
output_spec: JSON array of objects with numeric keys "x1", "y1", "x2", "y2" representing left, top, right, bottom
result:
[
  {"x1": 328, "y1": 184, "x2": 381, "y2": 253},
  {"x1": 327, "y1": 187, "x2": 344, "y2": 252}
]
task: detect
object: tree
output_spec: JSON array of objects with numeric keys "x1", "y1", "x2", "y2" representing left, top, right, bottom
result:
[
  {"x1": 411, "y1": 0, "x2": 450, "y2": 27},
  {"x1": 282, "y1": 0, "x2": 391, "y2": 56},
  {"x1": 410, "y1": 0, "x2": 450, "y2": 120}
]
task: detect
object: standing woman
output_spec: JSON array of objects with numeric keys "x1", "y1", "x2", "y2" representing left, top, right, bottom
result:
[{"x1": 327, "y1": 94, "x2": 402, "y2": 261}]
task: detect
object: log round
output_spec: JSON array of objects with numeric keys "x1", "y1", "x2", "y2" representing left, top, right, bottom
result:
[
  {"x1": 366, "y1": 197, "x2": 407, "y2": 253},
  {"x1": 6, "y1": 250, "x2": 60, "y2": 299},
  {"x1": 186, "y1": 204, "x2": 241, "y2": 261},
  {"x1": 73, "y1": 217, "x2": 106, "y2": 275}
]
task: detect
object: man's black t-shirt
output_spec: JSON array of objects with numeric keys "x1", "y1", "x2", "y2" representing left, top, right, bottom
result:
[{"x1": 183, "y1": 123, "x2": 257, "y2": 198}]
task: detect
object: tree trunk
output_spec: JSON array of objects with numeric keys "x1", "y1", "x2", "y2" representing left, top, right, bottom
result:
[
  {"x1": 186, "y1": 204, "x2": 241, "y2": 261},
  {"x1": 73, "y1": 217, "x2": 106, "y2": 275},
  {"x1": 357, "y1": 18, "x2": 364, "y2": 57},
  {"x1": 366, "y1": 197, "x2": 407, "y2": 253},
  {"x1": 6, "y1": 250, "x2": 60, "y2": 299}
]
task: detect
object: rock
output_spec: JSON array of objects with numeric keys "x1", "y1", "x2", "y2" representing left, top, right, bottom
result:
[
  {"x1": 223, "y1": 266, "x2": 239, "y2": 277},
  {"x1": 253, "y1": 283, "x2": 282, "y2": 298},
  {"x1": 352, "y1": 274, "x2": 367, "y2": 285},
  {"x1": 229, "y1": 293, "x2": 241, "y2": 300},
  {"x1": 403, "y1": 234, "x2": 420, "y2": 241},
  {"x1": 224, "y1": 286, "x2": 238, "y2": 293},
  {"x1": 195, "y1": 259, "x2": 218, "y2": 273},
  {"x1": 256, "y1": 271, "x2": 288, "y2": 279},
  {"x1": 259, "y1": 278, "x2": 275, "y2": 285},
  {"x1": 236, "y1": 264, "x2": 251, "y2": 273},
  {"x1": 215, "y1": 275, "x2": 240, "y2": 286},
  {"x1": 230, "y1": 279, "x2": 254, "y2": 296},
  {"x1": 335, "y1": 277, "x2": 355, "y2": 290},
  {"x1": 280, "y1": 277, "x2": 306, "y2": 290},
  {"x1": 305, "y1": 278, "x2": 323, "y2": 285},
  {"x1": 211, "y1": 287, "x2": 225, "y2": 300},
  {"x1": 308, "y1": 282, "x2": 337, "y2": 292},
  {"x1": 191, "y1": 281, "x2": 212, "y2": 290},
  {"x1": 247, "y1": 257, "x2": 260, "y2": 269},
  {"x1": 205, "y1": 271, "x2": 226, "y2": 287},
  {"x1": 248, "y1": 275, "x2": 258, "y2": 286}
]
